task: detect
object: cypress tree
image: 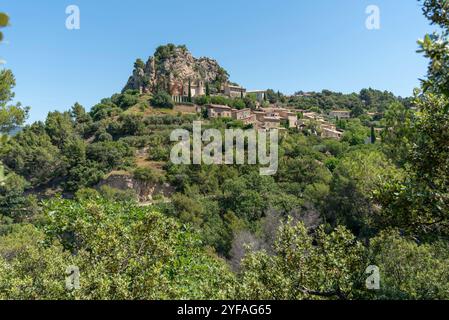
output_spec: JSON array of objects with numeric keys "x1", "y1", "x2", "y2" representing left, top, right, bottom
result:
[
  {"x1": 166, "y1": 79, "x2": 171, "y2": 95},
  {"x1": 188, "y1": 79, "x2": 192, "y2": 102},
  {"x1": 0, "y1": 162, "x2": 5, "y2": 186},
  {"x1": 370, "y1": 125, "x2": 376, "y2": 144}
]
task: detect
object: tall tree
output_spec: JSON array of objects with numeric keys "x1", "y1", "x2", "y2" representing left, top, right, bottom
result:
[
  {"x1": 0, "y1": 13, "x2": 29, "y2": 134},
  {"x1": 188, "y1": 78, "x2": 192, "y2": 102},
  {"x1": 378, "y1": 0, "x2": 449, "y2": 236},
  {"x1": 0, "y1": 12, "x2": 9, "y2": 63},
  {"x1": 0, "y1": 162, "x2": 5, "y2": 186}
]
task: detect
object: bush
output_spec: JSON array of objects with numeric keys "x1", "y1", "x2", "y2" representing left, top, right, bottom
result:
[
  {"x1": 96, "y1": 131, "x2": 113, "y2": 142},
  {"x1": 210, "y1": 96, "x2": 231, "y2": 106},
  {"x1": 111, "y1": 90, "x2": 140, "y2": 110},
  {"x1": 75, "y1": 187, "x2": 101, "y2": 201},
  {"x1": 232, "y1": 98, "x2": 246, "y2": 110},
  {"x1": 194, "y1": 95, "x2": 211, "y2": 106},
  {"x1": 98, "y1": 185, "x2": 137, "y2": 202},
  {"x1": 133, "y1": 167, "x2": 164, "y2": 184},
  {"x1": 175, "y1": 101, "x2": 195, "y2": 106},
  {"x1": 87, "y1": 141, "x2": 134, "y2": 171},
  {"x1": 150, "y1": 91, "x2": 174, "y2": 109}
]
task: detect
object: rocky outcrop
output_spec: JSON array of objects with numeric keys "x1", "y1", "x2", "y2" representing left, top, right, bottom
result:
[
  {"x1": 123, "y1": 44, "x2": 230, "y2": 95},
  {"x1": 97, "y1": 172, "x2": 174, "y2": 203}
]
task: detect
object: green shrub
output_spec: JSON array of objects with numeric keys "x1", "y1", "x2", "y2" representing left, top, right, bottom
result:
[
  {"x1": 98, "y1": 185, "x2": 137, "y2": 202},
  {"x1": 150, "y1": 91, "x2": 174, "y2": 109},
  {"x1": 133, "y1": 167, "x2": 164, "y2": 184},
  {"x1": 194, "y1": 95, "x2": 211, "y2": 106},
  {"x1": 210, "y1": 95, "x2": 231, "y2": 106}
]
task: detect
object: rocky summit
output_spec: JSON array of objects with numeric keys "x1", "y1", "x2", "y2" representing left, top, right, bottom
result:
[{"x1": 123, "y1": 44, "x2": 231, "y2": 96}]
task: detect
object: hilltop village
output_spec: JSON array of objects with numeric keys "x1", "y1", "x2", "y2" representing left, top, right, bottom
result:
[
  {"x1": 191, "y1": 90, "x2": 352, "y2": 140},
  {"x1": 123, "y1": 45, "x2": 384, "y2": 141},
  {"x1": 2, "y1": 0, "x2": 449, "y2": 300}
]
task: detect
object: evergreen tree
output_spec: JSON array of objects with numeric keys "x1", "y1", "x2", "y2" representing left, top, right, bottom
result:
[
  {"x1": 188, "y1": 79, "x2": 192, "y2": 102},
  {"x1": 134, "y1": 58, "x2": 145, "y2": 70},
  {"x1": 0, "y1": 12, "x2": 9, "y2": 62},
  {"x1": 205, "y1": 82, "x2": 210, "y2": 96},
  {"x1": 0, "y1": 162, "x2": 5, "y2": 186},
  {"x1": 378, "y1": 0, "x2": 449, "y2": 236},
  {"x1": 166, "y1": 79, "x2": 171, "y2": 95},
  {"x1": 370, "y1": 126, "x2": 376, "y2": 144},
  {"x1": 0, "y1": 69, "x2": 29, "y2": 134}
]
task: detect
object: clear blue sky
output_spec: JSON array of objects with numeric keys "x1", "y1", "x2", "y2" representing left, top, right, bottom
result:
[{"x1": 1, "y1": 0, "x2": 435, "y2": 123}]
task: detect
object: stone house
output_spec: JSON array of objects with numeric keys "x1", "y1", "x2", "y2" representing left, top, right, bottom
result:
[
  {"x1": 329, "y1": 110, "x2": 351, "y2": 119},
  {"x1": 253, "y1": 111, "x2": 267, "y2": 122},
  {"x1": 279, "y1": 110, "x2": 298, "y2": 128},
  {"x1": 232, "y1": 108, "x2": 251, "y2": 120},
  {"x1": 224, "y1": 83, "x2": 247, "y2": 98},
  {"x1": 303, "y1": 112, "x2": 324, "y2": 121},
  {"x1": 297, "y1": 117, "x2": 344, "y2": 140},
  {"x1": 205, "y1": 104, "x2": 298, "y2": 129},
  {"x1": 185, "y1": 80, "x2": 205, "y2": 97},
  {"x1": 320, "y1": 122, "x2": 337, "y2": 131},
  {"x1": 206, "y1": 105, "x2": 256, "y2": 125},
  {"x1": 261, "y1": 116, "x2": 281, "y2": 129},
  {"x1": 170, "y1": 79, "x2": 205, "y2": 102},
  {"x1": 288, "y1": 115, "x2": 298, "y2": 128},
  {"x1": 261, "y1": 107, "x2": 298, "y2": 129},
  {"x1": 206, "y1": 104, "x2": 233, "y2": 118},
  {"x1": 322, "y1": 127, "x2": 343, "y2": 140},
  {"x1": 232, "y1": 108, "x2": 255, "y2": 125}
]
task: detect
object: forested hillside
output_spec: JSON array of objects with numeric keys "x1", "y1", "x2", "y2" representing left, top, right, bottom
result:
[
  {"x1": 0, "y1": 0, "x2": 448, "y2": 300},
  {"x1": 289, "y1": 88, "x2": 413, "y2": 116}
]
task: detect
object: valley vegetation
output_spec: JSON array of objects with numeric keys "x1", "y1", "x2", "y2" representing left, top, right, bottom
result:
[{"x1": 0, "y1": 0, "x2": 449, "y2": 300}]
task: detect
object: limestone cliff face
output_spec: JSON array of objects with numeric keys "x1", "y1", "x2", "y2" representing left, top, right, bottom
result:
[
  {"x1": 123, "y1": 44, "x2": 229, "y2": 95},
  {"x1": 97, "y1": 173, "x2": 174, "y2": 204}
]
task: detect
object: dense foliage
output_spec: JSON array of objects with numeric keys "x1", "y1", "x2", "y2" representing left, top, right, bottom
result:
[
  {"x1": 0, "y1": 1, "x2": 449, "y2": 300},
  {"x1": 289, "y1": 88, "x2": 411, "y2": 117}
]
